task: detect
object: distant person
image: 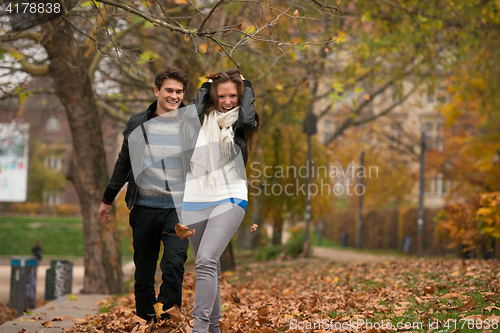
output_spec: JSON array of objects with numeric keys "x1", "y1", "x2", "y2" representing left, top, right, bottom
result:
[
  {"x1": 32, "y1": 241, "x2": 42, "y2": 260},
  {"x1": 403, "y1": 235, "x2": 411, "y2": 253},
  {"x1": 98, "y1": 67, "x2": 189, "y2": 321}
]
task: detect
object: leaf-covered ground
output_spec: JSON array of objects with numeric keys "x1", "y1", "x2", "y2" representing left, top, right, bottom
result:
[{"x1": 63, "y1": 258, "x2": 500, "y2": 332}]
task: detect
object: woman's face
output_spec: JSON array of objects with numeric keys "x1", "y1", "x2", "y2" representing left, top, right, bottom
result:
[{"x1": 216, "y1": 81, "x2": 239, "y2": 113}]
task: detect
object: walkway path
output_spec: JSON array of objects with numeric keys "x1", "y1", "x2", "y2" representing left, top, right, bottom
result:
[
  {"x1": 312, "y1": 246, "x2": 400, "y2": 262},
  {"x1": 0, "y1": 295, "x2": 108, "y2": 333}
]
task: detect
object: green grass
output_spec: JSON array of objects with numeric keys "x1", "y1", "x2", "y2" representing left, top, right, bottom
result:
[{"x1": 0, "y1": 215, "x2": 133, "y2": 257}]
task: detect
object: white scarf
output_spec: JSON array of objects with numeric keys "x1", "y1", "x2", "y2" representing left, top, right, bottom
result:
[{"x1": 190, "y1": 106, "x2": 239, "y2": 190}]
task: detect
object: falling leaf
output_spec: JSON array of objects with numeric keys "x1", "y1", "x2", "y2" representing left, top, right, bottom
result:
[
  {"x1": 244, "y1": 279, "x2": 251, "y2": 288},
  {"x1": 363, "y1": 94, "x2": 370, "y2": 100},
  {"x1": 220, "y1": 272, "x2": 228, "y2": 285},
  {"x1": 293, "y1": 9, "x2": 299, "y2": 16},
  {"x1": 235, "y1": 24, "x2": 242, "y2": 31},
  {"x1": 277, "y1": 46, "x2": 283, "y2": 53},
  {"x1": 251, "y1": 224, "x2": 258, "y2": 233},
  {"x1": 165, "y1": 304, "x2": 183, "y2": 324},
  {"x1": 174, "y1": 223, "x2": 195, "y2": 240},
  {"x1": 154, "y1": 302, "x2": 163, "y2": 322},
  {"x1": 184, "y1": 34, "x2": 190, "y2": 41},
  {"x1": 183, "y1": 272, "x2": 196, "y2": 290}
]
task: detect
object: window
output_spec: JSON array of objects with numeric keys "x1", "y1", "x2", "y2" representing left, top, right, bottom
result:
[
  {"x1": 323, "y1": 119, "x2": 333, "y2": 143},
  {"x1": 434, "y1": 174, "x2": 443, "y2": 196},
  {"x1": 45, "y1": 156, "x2": 64, "y2": 171},
  {"x1": 46, "y1": 116, "x2": 61, "y2": 133},
  {"x1": 45, "y1": 191, "x2": 64, "y2": 205}
]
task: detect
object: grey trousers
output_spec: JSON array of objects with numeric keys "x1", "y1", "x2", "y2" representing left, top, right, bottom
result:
[{"x1": 182, "y1": 203, "x2": 245, "y2": 333}]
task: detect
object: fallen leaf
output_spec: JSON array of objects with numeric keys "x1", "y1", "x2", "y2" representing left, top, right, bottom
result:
[
  {"x1": 440, "y1": 292, "x2": 461, "y2": 299},
  {"x1": 41, "y1": 321, "x2": 53, "y2": 327},
  {"x1": 484, "y1": 306, "x2": 500, "y2": 312},
  {"x1": 257, "y1": 305, "x2": 269, "y2": 324},
  {"x1": 174, "y1": 223, "x2": 195, "y2": 240},
  {"x1": 230, "y1": 292, "x2": 240, "y2": 303},
  {"x1": 153, "y1": 302, "x2": 164, "y2": 322},
  {"x1": 165, "y1": 304, "x2": 183, "y2": 324},
  {"x1": 219, "y1": 318, "x2": 230, "y2": 333},
  {"x1": 72, "y1": 318, "x2": 87, "y2": 323},
  {"x1": 458, "y1": 298, "x2": 475, "y2": 312},
  {"x1": 423, "y1": 285, "x2": 436, "y2": 295}
]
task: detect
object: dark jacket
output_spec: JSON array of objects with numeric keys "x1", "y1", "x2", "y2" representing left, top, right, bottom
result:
[{"x1": 102, "y1": 101, "x2": 186, "y2": 209}]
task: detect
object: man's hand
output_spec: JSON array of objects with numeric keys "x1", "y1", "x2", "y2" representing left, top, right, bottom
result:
[{"x1": 99, "y1": 202, "x2": 112, "y2": 224}]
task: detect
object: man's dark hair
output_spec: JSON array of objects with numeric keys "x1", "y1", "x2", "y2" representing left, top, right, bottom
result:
[{"x1": 154, "y1": 67, "x2": 189, "y2": 91}]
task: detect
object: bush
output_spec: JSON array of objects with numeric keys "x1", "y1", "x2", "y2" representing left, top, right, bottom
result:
[
  {"x1": 254, "y1": 244, "x2": 283, "y2": 261},
  {"x1": 285, "y1": 232, "x2": 307, "y2": 258},
  {"x1": 253, "y1": 231, "x2": 311, "y2": 261}
]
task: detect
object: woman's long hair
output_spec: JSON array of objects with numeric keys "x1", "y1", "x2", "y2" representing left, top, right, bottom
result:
[{"x1": 206, "y1": 68, "x2": 260, "y2": 153}]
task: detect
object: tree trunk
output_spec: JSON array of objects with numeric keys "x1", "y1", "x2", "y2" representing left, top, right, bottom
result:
[
  {"x1": 42, "y1": 19, "x2": 124, "y2": 294},
  {"x1": 272, "y1": 219, "x2": 282, "y2": 245},
  {"x1": 220, "y1": 241, "x2": 235, "y2": 272}
]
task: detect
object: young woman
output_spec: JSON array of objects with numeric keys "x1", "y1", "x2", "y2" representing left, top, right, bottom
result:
[{"x1": 182, "y1": 68, "x2": 259, "y2": 333}]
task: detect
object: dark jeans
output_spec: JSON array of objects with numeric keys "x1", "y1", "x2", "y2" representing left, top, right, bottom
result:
[{"x1": 129, "y1": 205, "x2": 188, "y2": 321}]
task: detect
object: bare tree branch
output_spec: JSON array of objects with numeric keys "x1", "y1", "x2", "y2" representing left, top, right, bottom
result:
[
  {"x1": 95, "y1": 0, "x2": 203, "y2": 35},
  {"x1": 352, "y1": 84, "x2": 420, "y2": 126},
  {"x1": 310, "y1": 0, "x2": 340, "y2": 11},
  {"x1": 96, "y1": 99, "x2": 129, "y2": 122},
  {"x1": 0, "y1": 43, "x2": 49, "y2": 75},
  {"x1": 0, "y1": 30, "x2": 40, "y2": 42},
  {"x1": 88, "y1": 20, "x2": 143, "y2": 82},
  {"x1": 198, "y1": 0, "x2": 225, "y2": 32}
]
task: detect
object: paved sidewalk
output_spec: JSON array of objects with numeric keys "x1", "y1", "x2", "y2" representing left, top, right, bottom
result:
[
  {"x1": 313, "y1": 246, "x2": 399, "y2": 262},
  {"x1": 0, "y1": 294, "x2": 108, "y2": 333}
]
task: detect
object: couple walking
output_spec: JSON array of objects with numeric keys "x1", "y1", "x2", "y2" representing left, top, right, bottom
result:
[{"x1": 98, "y1": 66, "x2": 260, "y2": 332}]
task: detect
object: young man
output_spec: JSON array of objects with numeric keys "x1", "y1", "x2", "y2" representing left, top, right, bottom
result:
[{"x1": 99, "y1": 67, "x2": 189, "y2": 321}]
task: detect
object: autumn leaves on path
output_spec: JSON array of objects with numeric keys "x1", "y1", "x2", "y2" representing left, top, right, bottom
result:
[{"x1": 68, "y1": 258, "x2": 500, "y2": 333}]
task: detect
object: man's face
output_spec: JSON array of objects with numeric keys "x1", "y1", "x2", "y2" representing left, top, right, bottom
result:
[{"x1": 154, "y1": 78, "x2": 185, "y2": 114}]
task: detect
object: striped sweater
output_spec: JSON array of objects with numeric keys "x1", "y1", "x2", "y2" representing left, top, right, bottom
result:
[{"x1": 129, "y1": 113, "x2": 184, "y2": 209}]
